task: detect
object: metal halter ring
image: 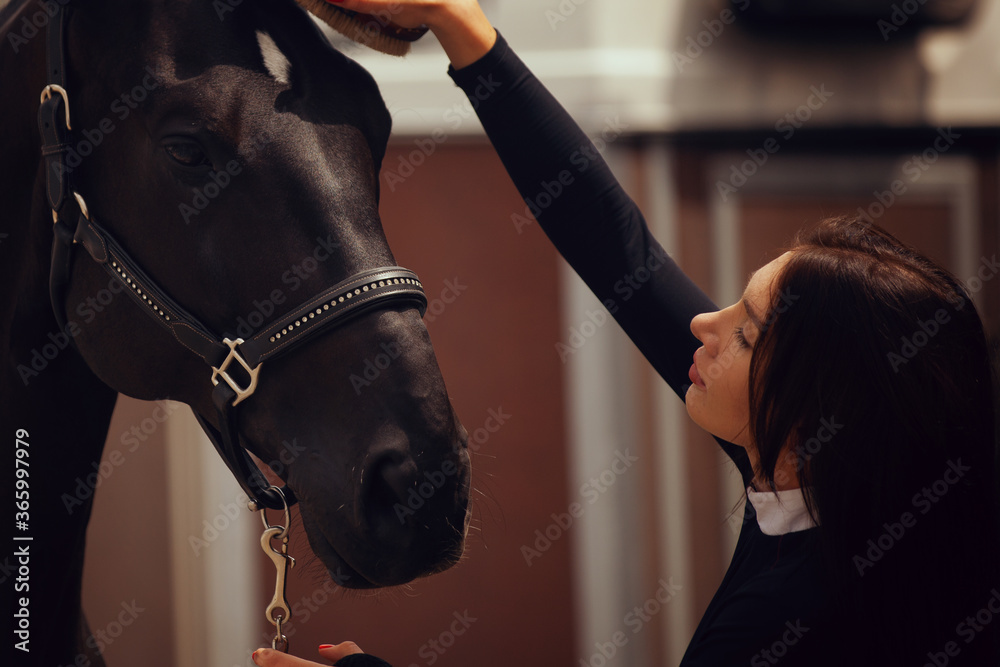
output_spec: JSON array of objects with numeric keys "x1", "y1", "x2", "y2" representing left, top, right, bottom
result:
[{"x1": 256, "y1": 486, "x2": 291, "y2": 540}]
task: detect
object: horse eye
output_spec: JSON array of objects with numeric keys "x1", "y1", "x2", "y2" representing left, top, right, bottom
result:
[{"x1": 164, "y1": 140, "x2": 211, "y2": 168}]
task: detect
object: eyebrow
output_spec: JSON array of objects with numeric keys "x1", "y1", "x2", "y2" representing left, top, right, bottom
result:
[
  {"x1": 741, "y1": 268, "x2": 765, "y2": 330},
  {"x1": 742, "y1": 298, "x2": 765, "y2": 330}
]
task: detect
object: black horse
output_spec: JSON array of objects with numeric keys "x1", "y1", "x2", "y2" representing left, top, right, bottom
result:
[{"x1": 1, "y1": 1, "x2": 471, "y2": 664}]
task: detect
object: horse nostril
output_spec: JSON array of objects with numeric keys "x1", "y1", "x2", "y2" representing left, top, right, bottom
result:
[
  {"x1": 353, "y1": 446, "x2": 471, "y2": 583},
  {"x1": 362, "y1": 452, "x2": 418, "y2": 546}
]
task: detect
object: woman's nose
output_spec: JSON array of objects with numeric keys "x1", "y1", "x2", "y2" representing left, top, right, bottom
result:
[
  {"x1": 690, "y1": 311, "x2": 718, "y2": 354},
  {"x1": 690, "y1": 312, "x2": 706, "y2": 340}
]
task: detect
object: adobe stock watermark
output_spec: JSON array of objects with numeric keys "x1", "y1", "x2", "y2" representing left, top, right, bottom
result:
[
  {"x1": 887, "y1": 254, "x2": 998, "y2": 373},
  {"x1": 178, "y1": 134, "x2": 271, "y2": 224},
  {"x1": 349, "y1": 341, "x2": 403, "y2": 395},
  {"x1": 384, "y1": 129, "x2": 449, "y2": 194},
  {"x1": 349, "y1": 278, "x2": 467, "y2": 395},
  {"x1": 0, "y1": 555, "x2": 19, "y2": 586},
  {"x1": 887, "y1": 307, "x2": 955, "y2": 373},
  {"x1": 254, "y1": 568, "x2": 355, "y2": 648},
  {"x1": 701, "y1": 287, "x2": 798, "y2": 393},
  {"x1": 16, "y1": 271, "x2": 136, "y2": 386},
  {"x1": 511, "y1": 115, "x2": 630, "y2": 234},
  {"x1": 224, "y1": 234, "x2": 342, "y2": 340},
  {"x1": 521, "y1": 448, "x2": 638, "y2": 566},
  {"x1": 189, "y1": 440, "x2": 305, "y2": 556},
  {"x1": 189, "y1": 490, "x2": 257, "y2": 557},
  {"x1": 776, "y1": 416, "x2": 842, "y2": 482},
  {"x1": 728, "y1": 415, "x2": 840, "y2": 535},
  {"x1": 61, "y1": 400, "x2": 184, "y2": 514},
  {"x1": 86, "y1": 600, "x2": 145, "y2": 655},
  {"x1": 394, "y1": 407, "x2": 511, "y2": 523},
  {"x1": 17, "y1": 231, "x2": 341, "y2": 386},
  {"x1": 465, "y1": 405, "x2": 512, "y2": 454},
  {"x1": 671, "y1": 0, "x2": 752, "y2": 72},
  {"x1": 544, "y1": 0, "x2": 589, "y2": 31},
  {"x1": 214, "y1": 0, "x2": 244, "y2": 19},
  {"x1": 406, "y1": 610, "x2": 477, "y2": 667},
  {"x1": 22, "y1": 599, "x2": 144, "y2": 660},
  {"x1": 877, "y1": 0, "x2": 931, "y2": 41},
  {"x1": 856, "y1": 127, "x2": 961, "y2": 228},
  {"x1": 425, "y1": 277, "x2": 468, "y2": 324},
  {"x1": 49, "y1": 66, "x2": 167, "y2": 179},
  {"x1": 750, "y1": 619, "x2": 811, "y2": 666},
  {"x1": 852, "y1": 459, "x2": 971, "y2": 576},
  {"x1": 716, "y1": 85, "x2": 834, "y2": 201},
  {"x1": 383, "y1": 76, "x2": 502, "y2": 193},
  {"x1": 922, "y1": 588, "x2": 1000, "y2": 666},
  {"x1": 555, "y1": 244, "x2": 672, "y2": 362},
  {"x1": 16, "y1": 319, "x2": 87, "y2": 387},
  {"x1": 579, "y1": 577, "x2": 682, "y2": 667},
  {"x1": 7, "y1": 0, "x2": 70, "y2": 54}
]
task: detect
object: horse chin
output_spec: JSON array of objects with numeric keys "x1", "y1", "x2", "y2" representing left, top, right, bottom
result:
[
  {"x1": 299, "y1": 513, "x2": 381, "y2": 590},
  {"x1": 298, "y1": 488, "x2": 471, "y2": 589}
]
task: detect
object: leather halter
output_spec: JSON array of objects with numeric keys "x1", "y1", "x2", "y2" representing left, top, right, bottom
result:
[{"x1": 38, "y1": 4, "x2": 428, "y2": 511}]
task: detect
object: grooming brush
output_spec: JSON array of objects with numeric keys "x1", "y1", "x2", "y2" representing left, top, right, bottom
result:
[{"x1": 295, "y1": 0, "x2": 430, "y2": 56}]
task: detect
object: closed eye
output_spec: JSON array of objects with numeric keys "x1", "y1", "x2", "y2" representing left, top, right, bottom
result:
[
  {"x1": 163, "y1": 138, "x2": 212, "y2": 169},
  {"x1": 733, "y1": 327, "x2": 750, "y2": 349}
]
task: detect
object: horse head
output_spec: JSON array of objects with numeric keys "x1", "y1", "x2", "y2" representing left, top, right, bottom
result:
[{"x1": 14, "y1": 0, "x2": 471, "y2": 588}]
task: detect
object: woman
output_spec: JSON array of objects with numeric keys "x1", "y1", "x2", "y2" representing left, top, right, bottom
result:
[{"x1": 254, "y1": 0, "x2": 1000, "y2": 664}]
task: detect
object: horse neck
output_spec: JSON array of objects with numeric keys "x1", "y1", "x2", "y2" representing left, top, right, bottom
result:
[
  {"x1": 2, "y1": 6, "x2": 118, "y2": 665},
  {"x1": 0, "y1": 0, "x2": 53, "y2": 321}
]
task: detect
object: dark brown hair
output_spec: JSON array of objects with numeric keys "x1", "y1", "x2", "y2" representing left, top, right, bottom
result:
[{"x1": 748, "y1": 215, "x2": 1000, "y2": 663}]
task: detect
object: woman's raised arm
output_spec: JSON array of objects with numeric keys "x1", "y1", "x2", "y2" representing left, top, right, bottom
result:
[{"x1": 328, "y1": 0, "x2": 719, "y2": 399}]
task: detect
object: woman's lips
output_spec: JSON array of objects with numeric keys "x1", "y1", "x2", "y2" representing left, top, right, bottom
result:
[{"x1": 689, "y1": 351, "x2": 706, "y2": 389}]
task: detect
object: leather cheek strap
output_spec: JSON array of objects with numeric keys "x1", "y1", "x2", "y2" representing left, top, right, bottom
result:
[
  {"x1": 195, "y1": 383, "x2": 296, "y2": 511},
  {"x1": 39, "y1": 94, "x2": 70, "y2": 213}
]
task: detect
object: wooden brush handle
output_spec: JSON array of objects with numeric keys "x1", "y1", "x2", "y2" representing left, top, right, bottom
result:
[{"x1": 328, "y1": 6, "x2": 430, "y2": 42}]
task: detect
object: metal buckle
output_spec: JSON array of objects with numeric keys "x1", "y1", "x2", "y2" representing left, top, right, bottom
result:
[
  {"x1": 40, "y1": 84, "x2": 72, "y2": 130},
  {"x1": 211, "y1": 338, "x2": 260, "y2": 406}
]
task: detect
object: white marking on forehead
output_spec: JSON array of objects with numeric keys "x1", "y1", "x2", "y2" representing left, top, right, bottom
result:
[{"x1": 255, "y1": 30, "x2": 291, "y2": 85}]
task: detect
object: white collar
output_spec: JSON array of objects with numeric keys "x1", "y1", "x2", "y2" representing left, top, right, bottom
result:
[{"x1": 746, "y1": 484, "x2": 817, "y2": 536}]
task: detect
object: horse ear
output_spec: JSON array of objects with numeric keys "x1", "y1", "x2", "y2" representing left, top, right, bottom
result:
[
  {"x1": 247, "y1": 0, "x2": 327, "y2": 93},
  {"x1": 252, "y1": 0, "x2": 390, "y2": 126}
]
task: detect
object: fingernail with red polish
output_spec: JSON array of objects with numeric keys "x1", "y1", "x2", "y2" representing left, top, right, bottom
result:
[{"x1": 319, "y1": 644, "x2": 334, "y2": 649}]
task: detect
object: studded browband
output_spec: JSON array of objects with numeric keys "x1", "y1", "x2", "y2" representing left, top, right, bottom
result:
[{"x1": 39, "y1": 2, "x2": 429, "y2": 511}]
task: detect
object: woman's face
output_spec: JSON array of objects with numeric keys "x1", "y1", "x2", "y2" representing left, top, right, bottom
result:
[{"x1": 685, "y1": 252, "x2": 793, "y2": 453}]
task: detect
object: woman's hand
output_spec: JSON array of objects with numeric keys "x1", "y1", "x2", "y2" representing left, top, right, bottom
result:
[
  {"x1": 252, "y1": 642, "x2": 364, "y2": 666},
  {"x1": 322, "y1": 0, "x2": 497, "y2": 68}
]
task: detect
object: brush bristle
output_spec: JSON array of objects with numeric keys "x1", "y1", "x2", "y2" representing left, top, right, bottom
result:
[{"x1": 295, "y1": 0, "x2": 419, "y2": 56}]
